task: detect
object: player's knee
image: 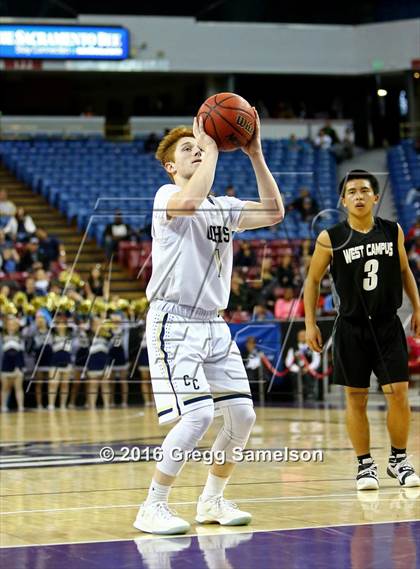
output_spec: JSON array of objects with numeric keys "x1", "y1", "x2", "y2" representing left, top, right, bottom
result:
[
  {"x1": 185, "y1": 404, "x2": 215, "y2": 439},
  {"x1": 232, "y1": 405, "x2": 256, "y2": 433},
  {"x1": 385, "y1": 383, "x2": 409, "y2": 406},
  {"x1": 346, "y1": 391, "x2": 368, "y2": 411}
]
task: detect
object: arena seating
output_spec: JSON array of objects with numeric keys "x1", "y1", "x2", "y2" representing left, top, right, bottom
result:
[
  {"x1": 387, "y1": 139, "x2": 420, "y2": 232},
  {"x1": 0, "y1": 137, "x2": 337, "y2": 244}
]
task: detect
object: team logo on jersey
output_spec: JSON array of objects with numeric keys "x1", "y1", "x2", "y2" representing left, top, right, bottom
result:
[{"x1": 207, "y1": 225, "x2": 230, "y2": 243}]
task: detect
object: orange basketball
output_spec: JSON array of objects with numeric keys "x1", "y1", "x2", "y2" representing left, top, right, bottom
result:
[{"x1": 196, "y1": 92, "x2": 256, "y2": 152}]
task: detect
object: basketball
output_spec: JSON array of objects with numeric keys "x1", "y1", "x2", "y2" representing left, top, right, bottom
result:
[{"x1": 197, "y1": 92, "x2": 256, "y2": 151}]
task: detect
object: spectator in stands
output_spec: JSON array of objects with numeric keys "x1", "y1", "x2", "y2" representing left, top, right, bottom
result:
[
  {"x1": 36, "y1": 228, "x2": 61, "y2": 267},
  {"x1": 24, "y1": 277, "x2": 37, "y2": 301},
  {"x1": 19, "y1": 237, "x2": 42, "y2": 272},
  {"x1": 321, "y1": 120, "x2": 339, "y2": 145},
  {"x1": 287, "y1": 188, "x2": 319, "y2": 222},
  {"x1": 0, "y1": 284, "x2": 11, "y2": 300},
  {"x1": 227, "y1": 271, "x2": 249, "y2": 312},
  {"x1": 241, "y1": 336, "x2": 262, "y2": 386},
  {"x1": 285, "y1": 329, "x2": 320, "y2": 401},
  {"x1": 342, "y1": 126, "x2": 355, "y2": 160},
  {"x1": 314, "y1": 128, "x2": 332, "y2": 150},
  {"x1": 3, "y1": 207, "x2": 36, "y2": 242},
  {"x1": 407, "y1": 335, "x2": 420, "y2": 379},
  {"x1": 34, "y1": 267, "x2": 50, "y2": 295},
  {"x1": 0, "y1": 230, "x2": 12, "y2": 253},
  {"x1": 322, "y1": 292, "x2": 336, "y2": 316},
  {"x1": 274, "y1": 287, "x2": 304, "y2": 320},
  {"x1": 234, "y1": 241, "x2": 257, "y2": 267},
  {"x1": 104, "y1": 211, "x2": 131, "y2": 261},
  {"x1": 277, "y1": 255, "x2": 298, "y2": 288},
  {"x1": 0, "y1": 247, "x2": 20, "y2": 274},
  {"x1": 288, "y1": 133, "x2": 299, "y2": 150},
  {"x1": 405, "y1": 217, "x2": 420, "y2": 249},
  {"x1": 225, "y1": 185, "x2": 236, "y2": 197},
  {"x1": 252, "y1": 304, "x2": 274, "y2": 321},
  {"x1": 0, "y1": 190, "x2": 16, "y2": 219},
  {"x1": 85, "y1": 265, "x2": 108, "y2": 299},
  {"x1": 145, "y1": 132, "x2": 159, "y2": 153}
]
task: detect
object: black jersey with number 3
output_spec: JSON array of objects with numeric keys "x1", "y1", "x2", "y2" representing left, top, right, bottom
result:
[{"x1": 327, "y1": 217, "x2": 402, "y2": 321}]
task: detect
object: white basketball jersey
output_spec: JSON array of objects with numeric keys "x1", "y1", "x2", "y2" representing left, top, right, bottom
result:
[{"x1": 146, "y1": 184, "x2": 246, "y2": 311}]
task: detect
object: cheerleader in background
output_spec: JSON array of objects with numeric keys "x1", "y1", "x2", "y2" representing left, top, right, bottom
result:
[
  {"x1": 28, "y1": 310, "x2": 53, "y2": 410},
  {"x1": 1, "y1": 315, "x2": 25, "y2": 412},
  {"x1": 48, "y1": 313, "x2": 73, "y2": 410},
  {"x1": 108, "y1": 312, "x2": 129, "y2": 407},
  {"x1": 86, "y1": 316, "x2": 111, "y2": 409},
  {"x1": 69, "y1": 315, "x2": 90, "y2": 409}
]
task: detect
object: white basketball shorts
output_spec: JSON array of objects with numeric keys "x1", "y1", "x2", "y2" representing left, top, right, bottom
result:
[{"x1": 146, "y1": 300, "x2": 253, "y2": 424}]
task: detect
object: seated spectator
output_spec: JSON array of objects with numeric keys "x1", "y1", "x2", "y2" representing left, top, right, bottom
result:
[
  {"x1": 34, "y1": 267, "x2": 50, "y2": 295},
  {"x1": 277, "y1": 255, "x2": 297, "y2": 288},
  {"x1": 104, "y1": 211, "x2": 131, "y2": 260},
  {"x1": 0, "y1": 246, "x2": 20, "y2": 274},
  {"x1": 24, "y1": 277, "x2": 37, "y2": 301},
  {"x1": 287, "y1": 188, "x2": 319, "y2": 222},
  {"x1": 85, "y1": 265, "x2": 108, "y2": 299},
  {"x1": 145, "y1": 132, "x2": 159, "y2": 153},
  {"x1": 234, "y1": 241, "x2": 257, "y2": 267},
  {"x1": 225, "y1": 185, "x2": 236, "y2": 197},
  {"x1": 0, "y1": 189, "x2": 16, "y2": 218},
  {"x1": 3, "y1": 207, "x2": 36, "y2": 242},
  {"x1": 227, "y1": 271, "x2": 248, "y2": 312},
  {"x1": 342, "y1": 126, "x2": 355, "y2": 160},
  {"x1": 252, "y1": 304, "x2": 274, "y2": 321},
  {"x1": 36, "y1": 228, "x2": 61, "y2": 267},
  {"x1": 19, "y1": 237, "x2": 42, "y2": 272},
  {"x1": 314, "y1": 129, "x2": 332, "y2": 150},
  {"x1": 322, "y1": 293, "x2": 337, "y2": 315},
  {"x1": 274, "y1": 287, "x2": 304, "y2": 320},
  {"x1": 405, "y1": 217, "x2": 420, "y2": 250},
  {"x1": 322, "y1": 120, "x2": 340, "y2": 145},
  {"x1": 0, "y1": 230, "x2": 13, "y2": 253}
]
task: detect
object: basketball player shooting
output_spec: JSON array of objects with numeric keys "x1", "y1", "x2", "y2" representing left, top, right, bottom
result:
[
  {"x1": 304, "y1": 170, "x2": 420, "y2": 492},
  {"x1": 133, "y1": 108, "x2": 284, "y2": 535}
]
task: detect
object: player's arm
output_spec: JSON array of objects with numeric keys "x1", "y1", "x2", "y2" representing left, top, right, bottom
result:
[
  {"x1": 397, "y1": 224, "x2": 420, "y2": 337},
  {"x1": 237, "y1": 110, "x2": 284, "y2": 230},
  {"x1": 167, "y1": 118, "x2": 218, "y2": 219},
  {"x1": 304, "y1": 230, "x2": 333, "y2": 352}
]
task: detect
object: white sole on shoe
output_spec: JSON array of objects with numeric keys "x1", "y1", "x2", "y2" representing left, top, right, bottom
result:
[
  {"x1": 133, "y1": 520, "x2": 190, "y2": 535},
  {"x1": 357, "y1": 479, "x2": 379, "y2": 491},
  {"x1": 387, "y1": 467, "x2": 420, "y2": 487},
  {"x1": 195, "y1": 513, "x2": 252, "y2": 526}
]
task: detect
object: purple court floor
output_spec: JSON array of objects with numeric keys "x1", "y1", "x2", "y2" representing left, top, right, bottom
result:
[{"x1": 1, "y1": 521, "x2": 419, "y2": 569}]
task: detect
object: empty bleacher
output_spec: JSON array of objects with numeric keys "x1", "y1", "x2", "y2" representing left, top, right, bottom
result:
[
  {"x1": 387, "y1": 139, "x2": 420, "y2": 232},
  {"x1": 0, "y1": 137, "x2": 338, "y2": 245}
]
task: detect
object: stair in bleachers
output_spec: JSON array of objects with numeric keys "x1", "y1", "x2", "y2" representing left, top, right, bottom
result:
[{"x1": 0, "y1": 165, "x2": 145, "y2": 300}]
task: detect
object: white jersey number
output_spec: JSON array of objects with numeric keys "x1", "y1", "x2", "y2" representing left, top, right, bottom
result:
[{"x1": 363, "y1": 259, "x2": 379, "y2": 291}]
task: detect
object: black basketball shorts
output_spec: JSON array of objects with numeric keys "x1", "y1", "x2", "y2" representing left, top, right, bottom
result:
[{"x1": 332, "y1": 314, "x2": 409, "y2": 388}]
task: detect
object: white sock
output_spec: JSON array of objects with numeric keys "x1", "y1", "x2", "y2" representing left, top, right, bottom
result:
[
  {"x1": 145, "y1": 478, "x2": 171, "y2": 505},
  {"x1": 201, "y1": 472, "x2": 229, "y2": 499}
]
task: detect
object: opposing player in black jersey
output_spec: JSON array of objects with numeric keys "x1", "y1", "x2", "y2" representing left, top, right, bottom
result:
[{"x1": 304, "y1": 170, "x2": 420, "y2": 490}]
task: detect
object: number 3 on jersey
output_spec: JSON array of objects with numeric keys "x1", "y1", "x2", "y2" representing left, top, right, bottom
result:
[{"x1": 363, "y1": 259, "x2": 379, "y2": 291}]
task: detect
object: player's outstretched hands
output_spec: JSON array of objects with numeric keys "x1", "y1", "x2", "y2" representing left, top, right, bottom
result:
[
  {"x1": 306, "y1": 324, "x2": 323, "y2": 353},
  {"x1": 241, "y1": 107, "x2": 262, "y2": 158},
  {"x1": 412, "y1": 307, "x2": 420, "y2": 338},
  {"x1": 193, "y1": 117, "x2": 218, "y2": 153}
]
